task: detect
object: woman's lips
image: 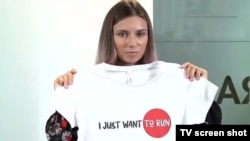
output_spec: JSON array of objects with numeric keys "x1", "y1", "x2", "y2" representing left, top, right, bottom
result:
[{"x1": 127, "y1": 52, "x2": 138, "y2": 56}]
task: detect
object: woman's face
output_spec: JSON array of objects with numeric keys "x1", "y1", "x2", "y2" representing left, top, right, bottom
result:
[{"x1": 113, "y1": 16, "x2": 148, "y2": 66}]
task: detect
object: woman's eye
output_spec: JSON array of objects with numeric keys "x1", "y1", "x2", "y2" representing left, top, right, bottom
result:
[
  {"x1": 117, "y1": 32, "x2": 127, "y2": 37},
  {"x1": 136, "y1": 32, "x2": 146, "y2": 37}
]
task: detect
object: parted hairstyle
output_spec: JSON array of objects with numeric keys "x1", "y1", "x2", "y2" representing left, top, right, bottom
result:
[{"x1": 95, "y1": 0, "x2": 157, "y2": 65}]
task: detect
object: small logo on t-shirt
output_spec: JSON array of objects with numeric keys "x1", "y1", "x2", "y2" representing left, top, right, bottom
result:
[
  {"x1": 143, "y1": 108, "x2": 171, "y2": 138},
  {"x1": 98, "y1": 108, "x2": 171, "y2": 138}
]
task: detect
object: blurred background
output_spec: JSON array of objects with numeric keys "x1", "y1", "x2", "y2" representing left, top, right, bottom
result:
[{"x1": 154, "y1": 0, "x2": 250, "y2": 124}]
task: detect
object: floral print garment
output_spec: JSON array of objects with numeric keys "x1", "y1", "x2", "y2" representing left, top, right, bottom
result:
[{"x1": 45, "y1": 111, "x2": 78, "y2": 141}]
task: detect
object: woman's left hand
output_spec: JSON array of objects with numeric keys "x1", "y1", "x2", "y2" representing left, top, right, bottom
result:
[{"x1": 180, "y1": 62, "x2": 208, "y2": 81}]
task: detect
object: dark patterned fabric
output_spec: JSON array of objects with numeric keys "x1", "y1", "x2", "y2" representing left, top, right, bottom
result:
[{"x1": 45, "y1": 111, "x2": 78, "y2": 141}]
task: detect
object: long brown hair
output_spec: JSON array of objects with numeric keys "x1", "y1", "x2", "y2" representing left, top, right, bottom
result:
[{"x1": 95, "y1": 0, "x2": 158, "y2": 65}]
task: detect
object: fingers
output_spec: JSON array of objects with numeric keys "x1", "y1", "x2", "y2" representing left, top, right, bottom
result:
[
  {"x1": 71, "y1": 68, "x2": 77, "y2": 74},
  {"x1": 54, "y1": 75, "x2": 64, "y2": 90},
  {"x1": 198, "y1": 68, "x2": 208, "y2": 79},
  {"x1": 191, "y1": 67, "x2": 208, "y2": 79},
  {"x1": 180, "y1": 62, "x2": 192, "y2": 79},
  {"x1": 189, "y1": 66, "x2": 200, "y2": 80},
  {"x1": 69, "y1": 68, "x2": 77, "y2": 85},
  {"x1": 63, "y1": 72, "x2": 69, "y2": 89},
  {"x1": 53, "y1": 68, "x2": 77, "y2": 90},
  {"x1": 179, "y1": 62, "x2": 190, "y2": 69},
  {"x1": 188, "y1": 66, "x2": 197, "y2": 81},
  {"x1": 181, "y1": 62, "x2": 208, "y2": 81}
]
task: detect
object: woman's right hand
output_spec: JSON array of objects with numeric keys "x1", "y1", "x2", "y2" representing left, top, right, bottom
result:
[{"x1": 54, "y1": 68, "x2": 77, "y2": 90}]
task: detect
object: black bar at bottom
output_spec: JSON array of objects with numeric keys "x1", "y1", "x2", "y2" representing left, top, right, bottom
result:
[{"x1": 176, "y1": 125, "x2": 250, "y2": 140}]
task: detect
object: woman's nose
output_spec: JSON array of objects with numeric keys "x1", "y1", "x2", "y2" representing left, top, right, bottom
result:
[{"x1": 127, "y1": 35, "x2": 137, "y2": 47}]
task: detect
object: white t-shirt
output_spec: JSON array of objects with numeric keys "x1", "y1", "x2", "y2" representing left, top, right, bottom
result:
[{"x1": 53, "y1": 61, "x2": 218, "y2": 141}]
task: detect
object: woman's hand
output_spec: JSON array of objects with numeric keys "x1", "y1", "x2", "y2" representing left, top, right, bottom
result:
[
  {"x1": 54, "y1": 68, "x2": 77, "y2": 90},
  {"x1": 180, "y1": 62, "x2": 208, "y2": 81}
]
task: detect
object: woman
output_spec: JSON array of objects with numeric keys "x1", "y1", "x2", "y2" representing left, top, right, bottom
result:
[{"x1": 46, "y1": 1, "x2": 214, "y2": 141}]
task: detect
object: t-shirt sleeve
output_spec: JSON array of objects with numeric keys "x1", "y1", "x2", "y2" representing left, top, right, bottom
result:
[
  {"x1": 52, "y1": 86, "x2": 77, "y2": 127},
  {"x1": 184, "y1": 78, "x2": 219, "y2": 124},
  {"x1": 45, "y1": 111, "x2": 78, "y2": 141}
]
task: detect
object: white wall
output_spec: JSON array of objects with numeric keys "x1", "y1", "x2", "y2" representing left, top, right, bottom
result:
[{"x1": 0, "y1": 0, "x2": 152, "y2": 141}]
